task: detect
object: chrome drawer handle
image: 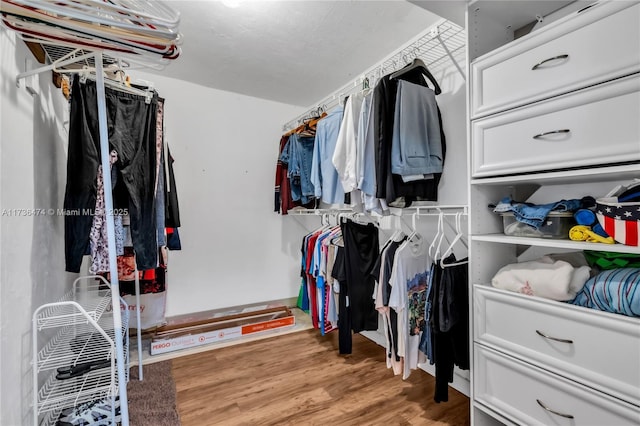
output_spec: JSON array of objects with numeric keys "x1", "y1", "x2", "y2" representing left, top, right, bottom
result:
[
  {"x1": 536, "y1": 399, "x2": 575, "y2": 419},
  {"x1": 536, "y1": 329, "x2": 574, "y2": 344},
  {"x1": 532, "y1": 129, "x2": 571, "y2": 140},
  {"x1": 532, "y1": 54, "x2": 569, "y2": 70}
]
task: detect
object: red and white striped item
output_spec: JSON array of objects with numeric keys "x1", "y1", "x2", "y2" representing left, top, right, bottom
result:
[
  {"x1": 596, "y1": 200, "x2": 640, "y2": 246},
  {"x1": 596, "y1": 179, "x2": 640, "y2": 246}
]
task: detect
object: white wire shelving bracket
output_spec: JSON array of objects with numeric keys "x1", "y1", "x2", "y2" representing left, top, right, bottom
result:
[{"x1": 282, "y1": 18, "x2": 466, "y2": 131}]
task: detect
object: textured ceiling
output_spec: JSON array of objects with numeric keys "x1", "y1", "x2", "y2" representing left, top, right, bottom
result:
[{"x1": 147, "y1": 1, "x2": 441, "y2": 106}]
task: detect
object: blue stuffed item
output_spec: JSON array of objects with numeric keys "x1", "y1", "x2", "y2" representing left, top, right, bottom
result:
[
  {"x1": 570, "y1": 268, "x2": 640, "y2": 317},
  {"x1": 574, "y1": 208, "x2": 609, "y2": 238}
]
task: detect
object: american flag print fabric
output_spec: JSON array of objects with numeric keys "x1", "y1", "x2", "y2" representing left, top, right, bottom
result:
[{"x1": 596, "y1": 201, "x2": 640, "y2": 247}]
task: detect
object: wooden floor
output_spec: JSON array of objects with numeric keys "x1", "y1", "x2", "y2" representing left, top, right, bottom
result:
[{"x1": 172, "y1": 329, "x2": 470, "y2": 425}]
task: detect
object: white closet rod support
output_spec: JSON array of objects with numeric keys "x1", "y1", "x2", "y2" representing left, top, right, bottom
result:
[
  {"x1": 436, "y1": 33, "x2": 465, "y2": 81},
  {"x1": 15, "y1": 51, "x2": 96, "y2": 87},
  {"x1": 95, "y1": 52, "x2": 130, "y2": 426}
]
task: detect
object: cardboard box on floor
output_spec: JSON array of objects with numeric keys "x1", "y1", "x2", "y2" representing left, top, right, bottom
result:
[{"x1": 150, "y1": 306, "x2": 295, "y2": 355}]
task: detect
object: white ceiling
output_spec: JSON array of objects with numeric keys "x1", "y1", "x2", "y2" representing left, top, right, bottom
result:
[{"x1": 150, "y1": 1, "x2": 443, "y2": 106}]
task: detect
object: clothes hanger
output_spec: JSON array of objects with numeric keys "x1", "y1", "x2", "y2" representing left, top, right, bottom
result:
[
  {"x1": 405, "y1": 212, "x2": 423, "y2": 248},
  {"x1": 434, "y1": 212, "x2": 453, "y2": 262},
  {"x1": 389, "y1": 57, "x2": 442, "y2": 95},
  {"x1": 386, "y1": 216, "x2": 406, "y2": 243},
  {"x1": 428, "y1": 211, "x2": 444, "y2": 260},
  {"x1": 75, "y1": 67, "x2": 154, "y2": 103},
  {"x1": 440, "y1": 212, "x2": 469, "y2": 268}
]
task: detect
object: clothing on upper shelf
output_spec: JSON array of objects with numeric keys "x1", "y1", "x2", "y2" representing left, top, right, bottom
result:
[
  {"x1": 275, "y1": 63, "x2": 446, "y2": 212},
  {"x1": 391, "y1": 80, "x2": 443, "y2": 178},
  {"x1": 275, "y1": 135, "x2": 297, "y2": 214},
  {"x1": 374, "y1": 66, "x2": 446, "y2": 207},
  {"x1": 333, "y1": 93, "x2": 364, "y2": 194},
  {"x1": 311, "y1": 105, "x2": 345, "y2": 205}
]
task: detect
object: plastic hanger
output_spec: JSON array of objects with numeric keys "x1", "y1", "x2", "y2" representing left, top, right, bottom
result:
[
  {"x1": 428, "y1": 211, "x2": 444, "y2": 260},
  {"x1": 404, "y1": 212, "x2": 424, "y2": 251},
  {"x1": 434, "y1": 213, "x2": 453, "y2": 262},
  {"x1": 440, "y1": 212, "x2": 469, "y2": 268},
  {"x1": 389, "y1": 57, "x2": 442, "y2": 95}
]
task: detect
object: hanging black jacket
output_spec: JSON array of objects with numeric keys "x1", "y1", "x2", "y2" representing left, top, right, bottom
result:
[{"x1": 373, "y1": 69, "x2": 446, "y2": 206}]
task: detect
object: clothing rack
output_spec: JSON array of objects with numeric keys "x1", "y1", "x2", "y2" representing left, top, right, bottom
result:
[
  {"x1": 7, "y1": 2, "x2": 183, "y2": 425},
  {"x1": 282, "y1": 19, "x2": 465, "y2": 131}
]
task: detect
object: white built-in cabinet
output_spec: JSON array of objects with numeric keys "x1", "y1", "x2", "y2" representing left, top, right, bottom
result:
[{"x1": 466, "y1": 1, "x2": 640, "y2": 425}]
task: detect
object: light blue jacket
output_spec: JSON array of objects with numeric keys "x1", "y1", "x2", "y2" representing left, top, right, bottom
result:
[{"x1": 391, "y1": 80, "x2": 443, "y2": 177}]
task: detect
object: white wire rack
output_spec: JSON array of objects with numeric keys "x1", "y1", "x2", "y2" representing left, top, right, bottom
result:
[
  {"x1": 33, "y1": 291, "x2": 111, "y2": 331},
  {"x1": 283, "y1": 19, "x2": 466, "y2": 130},
  {"x1": 32, "y1": 276, "x2": 130, "y2": 426}
]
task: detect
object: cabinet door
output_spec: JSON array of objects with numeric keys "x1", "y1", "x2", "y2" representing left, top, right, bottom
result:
[
  {"x1": 474, "y1": 345, "x2": 640, "y2": 426},
  {"x1": 470, "y1": 1, "x2": 640, "y2": 118},
  {"x1": 471, "y1": 74, "x2": 640, "y2": 178},
  {"x1": 475, "y1": 285, "x2": 640, "y2": 406}
]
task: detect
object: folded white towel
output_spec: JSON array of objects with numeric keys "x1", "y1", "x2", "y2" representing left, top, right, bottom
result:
[{"x1": 491, "y1": 256, "x2": 591, "y2": 301}]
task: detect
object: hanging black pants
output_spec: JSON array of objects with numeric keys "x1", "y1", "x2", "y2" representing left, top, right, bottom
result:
[
  {"x1": 332, "y1": 247, "x2": 351, "y2": 354},
  {"x1": 341, "y1": 220, "x2": 380, "y2": 333},
  {"x1": 431, "y1": 255, "x2": 469, "y2": 403},
  {"x1": 64, "y1": 78, "x2": 158, "y2": 272}
]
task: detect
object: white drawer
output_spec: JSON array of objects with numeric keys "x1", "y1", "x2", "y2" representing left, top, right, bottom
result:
[
  {"x1": 470, "y1": 1, "x2": 640, "y2": 119},
  {"x1": 474, "y1": 285, "x2": 640, "y2": 406},
  {"x1": 471, "y1": 74, "x2": 640, "y2": 178},
  {"x1": 474, "y1": 345, "x2": 640, "y2": 426}
]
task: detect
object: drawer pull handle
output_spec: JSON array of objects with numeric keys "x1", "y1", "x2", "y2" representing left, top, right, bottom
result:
[
  {"x1": 532, "y1": 129, "x2": 571, "y2": 140},
  {"x1": 536, "y1": 329, "x2": 573, "y2": 344},
  {"x1": 532, "y1": 54, "x2": 569, "y2": 70},
  {"x1": 536, "y1": 399, "x2": 575, "y2": 419}
]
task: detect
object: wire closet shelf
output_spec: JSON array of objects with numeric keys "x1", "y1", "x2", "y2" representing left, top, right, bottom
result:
[{"x1": 283, "y1": 19, "x2": 466, "y2": 131}]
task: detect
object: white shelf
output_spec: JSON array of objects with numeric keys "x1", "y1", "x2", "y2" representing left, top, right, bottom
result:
[
  {"x1": 34, "y1": 290, "x2": 111, "y2": 331},
  {"x1": 36, "y1": 311, "x2": 130, "y2": 373},
  {"x1": 32, "y1": 276, "x2": 130, "y2": 425},
  {"x1": 472, "y1": 234, "x2": 640, "y2": 254},
  {"x1": 470, "y1": 164, "x2": 639, "y2": 186},
  {"x1": 36, "y1": 367, "x2": 117, "y2": 414}
]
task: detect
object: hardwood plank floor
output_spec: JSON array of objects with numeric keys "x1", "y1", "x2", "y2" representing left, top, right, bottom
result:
[{"x1": 172, "y1": 329, "x2": 470, "y2": 425}]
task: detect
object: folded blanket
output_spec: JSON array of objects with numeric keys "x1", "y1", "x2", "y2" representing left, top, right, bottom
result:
[
  {"x1": 570, "y1": 268, "x2": 640, "y2": 317},
  {"x1": 491, "y1": 256, "x2": 591, "y2": 301}
]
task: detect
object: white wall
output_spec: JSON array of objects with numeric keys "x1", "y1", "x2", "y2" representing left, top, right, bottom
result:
[
  {"x1": 0, "y1": 28, "x2": 72, "y2": 426},
  {"x1": 128, "y1": 70, "x2": 305, "y2": 317},
  {"x1": 429, "y1": 49, "x2": 468, "y2": 206}
]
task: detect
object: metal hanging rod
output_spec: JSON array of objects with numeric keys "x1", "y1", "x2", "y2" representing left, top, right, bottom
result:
[
  {"x1": 414, "y1": 205, "x2": 468, "y2": 216},
  {"x1": 283, "y1": 19, "x2": 465, "y2": 131},
  {"x1": 287, "y1": 208, "x2": 352, "y2": 216}
]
